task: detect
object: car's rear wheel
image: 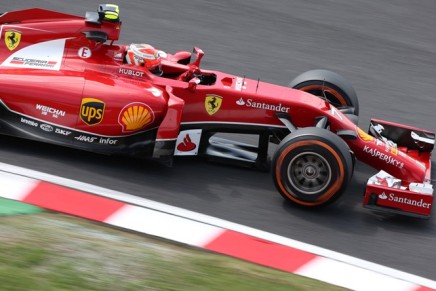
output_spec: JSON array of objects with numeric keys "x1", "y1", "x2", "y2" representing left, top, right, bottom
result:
[
  {"x1": 272, "y1": 127, "x2": 353, "y2": 207},
  {"x1": 289, "y1": 69, "x2": 359, "y2": 116}
]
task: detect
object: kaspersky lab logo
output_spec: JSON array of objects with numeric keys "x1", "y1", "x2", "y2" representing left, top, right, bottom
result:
[{"x1": 80, "y1": 98, "x2": 105, "y2": 126}]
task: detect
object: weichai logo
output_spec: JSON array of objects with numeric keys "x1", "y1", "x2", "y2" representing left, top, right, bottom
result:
[{"x1": 80, "y1": 98, "x2": 105, "y2": 126}]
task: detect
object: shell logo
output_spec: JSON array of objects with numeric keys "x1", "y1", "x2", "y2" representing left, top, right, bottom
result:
[
  {"x1": 118, "y1": 102, "x2": 154, "y2": 132},
  {"x1": 357, "y1": 127, "x2": 374, "y2": 142}
]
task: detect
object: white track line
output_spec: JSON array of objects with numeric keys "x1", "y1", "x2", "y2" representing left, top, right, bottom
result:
[{"x1": 0, "y1": 161, "x2": 435, "y2": 290}]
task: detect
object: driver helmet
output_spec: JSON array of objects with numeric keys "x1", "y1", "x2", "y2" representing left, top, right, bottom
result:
[{"x1": 126, "y1": 43, "x2": 162, "y2": 75}]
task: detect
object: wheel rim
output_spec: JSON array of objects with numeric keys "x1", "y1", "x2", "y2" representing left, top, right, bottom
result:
[{"x1": 287, "y1": 152, "x2": 332, "y2": 195}]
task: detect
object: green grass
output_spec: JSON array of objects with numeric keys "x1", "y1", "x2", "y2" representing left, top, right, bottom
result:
[{"x1": 0, "y1": 213, "x2": 348, "y2": 291}]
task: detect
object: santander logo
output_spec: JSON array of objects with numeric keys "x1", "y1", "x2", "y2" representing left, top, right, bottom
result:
[
  {"x1": 174, "y1": 129, "x2": 202, "y2": 156},
  {"x1": 235, "y1": 97, "x2": 290, "y2": 113},
  {"x1": 378, "y1": 192, "x2": 431, "y2": 209},
  {"x1": 379, "y1": 192, "x2": 388, "y2": 199},
  {"x1": 177, "y1": 134, "x2": 196, "y2": 152}
]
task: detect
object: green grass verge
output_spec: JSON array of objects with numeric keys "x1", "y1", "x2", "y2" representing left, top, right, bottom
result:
[
  {"x1": 0, "y1": 213, "x2": 348, "y2": 291},
  {"x1": 0, "y1": 198, "x2": 41, "y2": 216}
]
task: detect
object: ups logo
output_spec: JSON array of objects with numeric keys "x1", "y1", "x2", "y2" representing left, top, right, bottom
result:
[{"x1": 80, "y1": 98, "x2": 105, "y2": 126}]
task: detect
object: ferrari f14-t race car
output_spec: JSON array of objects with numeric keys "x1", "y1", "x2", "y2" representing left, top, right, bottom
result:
[{"x1": 0, "y1": 5, "x2": 434, "y2": 218}]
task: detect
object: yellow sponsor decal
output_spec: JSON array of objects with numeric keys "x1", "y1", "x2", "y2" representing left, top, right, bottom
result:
[
  {"x1": 119, "y1": 102, "x2": 154, "y2": 132},
  {"x1": 80, "y1": 98, "x2": 105, "y2": 126},
  {"x1": 5, "y1": 30, "x2": 21, "y2": 51},
  {"x1": 357, "y1": 127, "x2": 374, "y2": 142},
  {"x1": 205, "y1": 95, "x2": 223, "y2": 116}
]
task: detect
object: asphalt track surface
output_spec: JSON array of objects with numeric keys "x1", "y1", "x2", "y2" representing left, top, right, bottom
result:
[{"x1": 2, "y1": 0, "x2": 436, "y2": 282}]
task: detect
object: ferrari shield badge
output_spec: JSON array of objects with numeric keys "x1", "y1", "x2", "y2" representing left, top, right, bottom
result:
[
  {"x1": 5, "y1": 31, "x2": 21, "y2": 51},
  {"x1": 205, "y1": 95, "x2": 223, "y2": 115}
]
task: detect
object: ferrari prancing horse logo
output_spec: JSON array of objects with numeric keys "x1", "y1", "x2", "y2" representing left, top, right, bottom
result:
[
  {"x1": 5, "y1": 31, "x2": 21, "y2": 51},
  {"x1": 205, "y1": 95, "x2": 223, "y2": 115}
]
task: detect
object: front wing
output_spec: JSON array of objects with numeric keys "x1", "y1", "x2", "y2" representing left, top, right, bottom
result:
[{"x1": 363, "y1": 119, "x2": 435, "y2": 218}]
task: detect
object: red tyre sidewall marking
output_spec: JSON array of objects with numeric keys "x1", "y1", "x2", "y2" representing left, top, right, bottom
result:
[{"x1": 298, "y1": 84, "x2": 348, "y2": 107}]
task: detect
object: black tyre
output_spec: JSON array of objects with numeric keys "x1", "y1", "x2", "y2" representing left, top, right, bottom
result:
[
  {"x1": 272, "y1": 127, "x2": 353, "y2": 207},
  {"x1": 289, "y1": 69, "x2": 359, "y2": 116}
]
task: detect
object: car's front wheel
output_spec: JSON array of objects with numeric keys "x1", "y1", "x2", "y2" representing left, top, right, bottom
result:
[{"x1": 272, "y1": 127, "x2": 353, "y2": 207}]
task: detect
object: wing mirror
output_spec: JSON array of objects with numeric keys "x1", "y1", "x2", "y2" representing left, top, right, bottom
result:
[
  {"x1": 187, "y1": 77, "x2": 201, "y2": 92},
  {"x1": 189, "y1": 47, "x2": 204, "y2": 68}
]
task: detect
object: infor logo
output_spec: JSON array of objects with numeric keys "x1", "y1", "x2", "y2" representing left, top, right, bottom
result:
[{"x1": 80, "y1": 98, "x2": 105, "y2": 126}]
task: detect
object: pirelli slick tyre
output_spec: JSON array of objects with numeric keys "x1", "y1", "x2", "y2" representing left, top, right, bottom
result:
[
  {"x1": 272, "y1": 127, "x2": 353, "y2": 207},
  {"x1": 289, "y1": 69, "x2": 359, "y2": 116}
]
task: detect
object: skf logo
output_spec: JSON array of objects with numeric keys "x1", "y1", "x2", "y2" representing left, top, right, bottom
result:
[
  {"x1": 5, "y1": 31, "x2": 21, "y2": 51},
  {"x1": 80, "y1": 98, "x2": 105, "y2": 126},
  {"x1": 205, "y1": 95, "x2": 223, "y2": 116},
  {"x1": 118, "y1": 102, "x2": 154, "y2": 132}
]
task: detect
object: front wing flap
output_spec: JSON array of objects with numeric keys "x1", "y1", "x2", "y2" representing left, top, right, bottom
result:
[
  {"x1": 363, "y1": 119, "x2": 435, "y2": 218},
  {"x1": 363, "y1": 170, "x2": 433, "y2": 218}
]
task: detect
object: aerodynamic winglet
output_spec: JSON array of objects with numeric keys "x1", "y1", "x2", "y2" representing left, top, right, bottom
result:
[{"x1": 0, "y1": 8, "x2": 82, "y2": 25}]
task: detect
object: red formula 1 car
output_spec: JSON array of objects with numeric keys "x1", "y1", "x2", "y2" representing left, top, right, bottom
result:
[{"x1": 0, "y1": 5, "x2": 434, "y2": 218}]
